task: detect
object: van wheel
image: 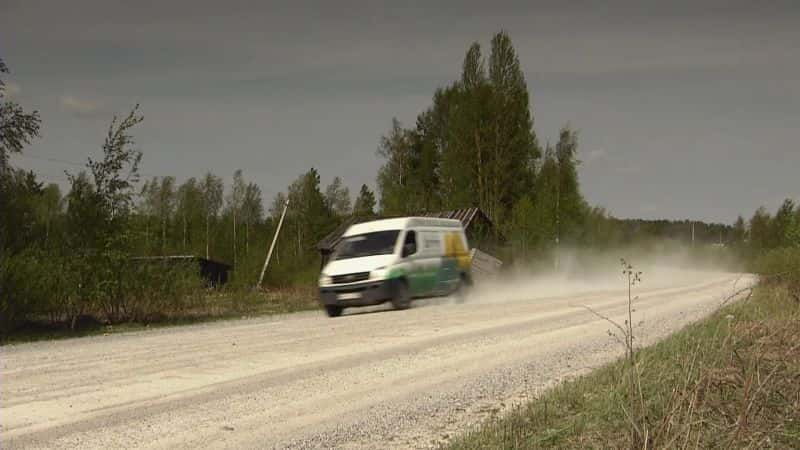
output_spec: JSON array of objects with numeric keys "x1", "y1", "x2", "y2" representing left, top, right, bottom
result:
[
  {"x1": 324, "y1": 305, "x2": 343, "y2": 317},
  {"x1": 454, "y1": 274, "x2": 472, "y2": 303},
  {"x1": 391, "y1": 281, "x2": 411, "y2": 310}
]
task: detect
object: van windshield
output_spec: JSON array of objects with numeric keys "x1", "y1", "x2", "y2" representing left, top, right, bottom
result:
[{"x1": 333, "y1": 230, "x2": 400, "y2": 260}]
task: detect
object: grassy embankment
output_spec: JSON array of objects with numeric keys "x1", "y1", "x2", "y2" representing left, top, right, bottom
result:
[
  {"x1": 1, "y1": 286, "x2": 319, "y2": 345},
  {"x1": 449, "y1": 248, "x2": 800, "y2": 449}
]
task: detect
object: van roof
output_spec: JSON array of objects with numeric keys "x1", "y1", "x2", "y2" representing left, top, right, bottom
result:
[{"x1": 343, "y1": 217, "x2": 462, "y2": 236}]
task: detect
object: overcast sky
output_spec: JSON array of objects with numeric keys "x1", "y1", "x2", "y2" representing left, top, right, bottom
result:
[{"x1": 2, "y1": 0, "x2": 798, "y2": 223}]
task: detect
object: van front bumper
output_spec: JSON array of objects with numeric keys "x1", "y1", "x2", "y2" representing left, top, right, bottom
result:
[{"x1": 318, "y1": 278, "x2": 399, "y2": 307}]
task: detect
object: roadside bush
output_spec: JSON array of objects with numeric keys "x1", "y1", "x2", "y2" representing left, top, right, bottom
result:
[
  {"x1": 0, "y1": 250, "x2": 47, "y2": 333},
  {"x1": 753, "y1": 247, "x2": 800, "y2": 293},
  {"x1": 0, "y1": 249, "x2": 207, "y2": 334},
  {"x1": 119, "y1": 259, "x2": 206, "y2": 322},
  {"x1": 0, "y1": 248, "x2": 88, "y2": 332}
]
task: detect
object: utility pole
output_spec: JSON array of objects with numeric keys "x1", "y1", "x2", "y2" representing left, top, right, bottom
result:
[
  {"x1": 691, "y1": 221, "x2": 695, "y2": 247},
  {"x1": 258, "y1": 198, "x2": 290, "y2": 288}
]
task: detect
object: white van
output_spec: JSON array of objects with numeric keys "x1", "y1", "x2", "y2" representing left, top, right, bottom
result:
[{"x1": 318, "y1": 217, "x2": 472, "y2": 317}]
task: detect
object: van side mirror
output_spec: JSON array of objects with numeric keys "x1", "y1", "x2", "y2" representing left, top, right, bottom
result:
[{"x1": 402, "y1": 243, "x2": 416, "y2": 257}]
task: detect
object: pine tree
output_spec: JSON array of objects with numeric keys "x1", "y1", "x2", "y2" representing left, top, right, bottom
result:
[
  {"x1": 532, "y1": 145, "x2": 559, "y2": 249},
  {"x1": 287, "y1": 168, "x2": 330, "y2": 257},
  {"x1": 486, "y1": 31, "x2": 539, "y2": 226},
  {"x1": 354, "y1": 184, "x2": 377, "y2": 217},
  {"x1": 554, "y1": 125, "x2": 585, "y2": 242},
  {"x1": 770, "y1": 199, "x2": 796, "y2": 248},
  {"x1": 749, "y1": 207, "x2": 771, "y2": 251},
  {"x1": 442, "y1": 43, "x2": 489, "y2": 211}
]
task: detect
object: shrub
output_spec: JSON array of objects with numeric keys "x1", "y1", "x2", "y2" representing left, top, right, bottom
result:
[
  {"x1": 120, "y1": 259, "x2": 206, "y2": 322},
  {"x1": 753, "y1": 247, "x2": 800, "y2": 293}
]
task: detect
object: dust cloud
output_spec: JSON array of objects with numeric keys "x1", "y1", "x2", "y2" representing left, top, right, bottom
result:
[{"x1": 438, "y1": 244, "x2": 742, "y2": 306}]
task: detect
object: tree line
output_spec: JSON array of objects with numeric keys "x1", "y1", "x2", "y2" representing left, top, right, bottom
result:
[
  {"x1": 2, "y1": 32, "x2": 797, "y2": 333},
  {"x1": 2, "y1": 50, "x2": 381, "y2": 331}
]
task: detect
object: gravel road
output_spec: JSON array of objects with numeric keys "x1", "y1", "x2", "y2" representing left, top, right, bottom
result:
[{"x1": 1, "y1": 270, "x2": 753, "y2": 449}]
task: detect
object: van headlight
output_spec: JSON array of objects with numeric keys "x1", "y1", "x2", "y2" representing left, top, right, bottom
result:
[
  {"x1": 370, "y1": 267, "x2": 388, "y2": 281},
  {"x1": 319, "y1": 274, "x2": 332, "y2": 286}
]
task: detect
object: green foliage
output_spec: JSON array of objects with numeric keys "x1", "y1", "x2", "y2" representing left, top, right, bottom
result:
[
  {"x1": 753, "y1": 247, "x2": 800, "y2": 292},
  {"x1": 0, "y1": 57, "x2": 41, "y2": 173},
  {"x1": 376, "y1": 118, "x2": 416, "y2": 215},
  {"x1": 225, "y1": 169, "x2": 246, "y2": 266},
  {"x1": 787, "y1": 220, "x2": 800, "y2": 248},
  {"x1": 252, "y1": 168, "x2": 340, "y2": 287},
  {"x1": 749, "y1": 206, "x2": 771, "y2": 251},
  {"x1": 448, "y1": 282, "x2": 800, "y2": 449},
  {"x1": 554, "y1": 125, "x2": 585, "y2": 242},
  {"x1": 510, "y1": 195, "x2": 537, "y2": 258},
  {"x1": 531, "y1": 145, "x2": 559, "y2": 248},
  {"x1": 769, "y1": 199, "x2": 796, "y2": 248},
  {"x1": 485, "y1": 31, "x2": 539, "y2": 225},
  {"x1": 289, "y1": 167, "x2": 333, "y2": 250},
  {"x1": 3, "y1": 39, "x2": 799, "y2": 338},
  {"x1": 731, "y1": 215, "x2": 746, "y2": 245},
  {"x1": 200, "y1": 171, "x2": 224, "y2": 259},
  {"x1": 38, "y1": 183, "x2": 64, "y2": 242},
  {"x1": 354, "y1": 184, "x2": 377, "y2": 217},
  {"x1": 121, "y1": 260, "x2": 205, "y2": 322},
  {"x1": 84, "y1": 105, "x2": 143, "y2": 220},
  {"x1": 376, "y1": 31, "x2": 539, "y2": 230},
  {"x1": 0, "y1": 169, "x2": 44, "y2": 252},
  {"x1": 324, "y1": 176, "x2": 351, "y2": 217},
  {"x1": 174, "y1": 177, "x2": 204, "y2": 253},
  {"x1": 241, "y1": 181, "x2": 264, "y2": 256},
  {"x1": 0, "y1": 249, "x2": 55, "y2": 331}
]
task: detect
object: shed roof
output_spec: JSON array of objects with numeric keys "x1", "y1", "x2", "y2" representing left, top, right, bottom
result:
[{"x1": 420, "y1": 207, "x2": 491, "y2": 228}]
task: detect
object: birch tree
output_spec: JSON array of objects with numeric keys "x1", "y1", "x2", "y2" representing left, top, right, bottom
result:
[{"x1": 200, "y1": 172, "x2": 223, "y2": 259}]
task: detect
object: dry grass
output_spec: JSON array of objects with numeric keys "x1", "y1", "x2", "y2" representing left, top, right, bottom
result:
[{"x1": 448, "y1": 282, "x2": 800, "y2": 449}]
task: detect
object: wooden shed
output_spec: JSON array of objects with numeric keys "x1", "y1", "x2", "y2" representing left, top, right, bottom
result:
[{"x1": 130, "y1": 256, "x2": 232, "y2": 287}]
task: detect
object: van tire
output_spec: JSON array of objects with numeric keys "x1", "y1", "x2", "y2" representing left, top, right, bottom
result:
[
  {"x1": 391, "y1": 281, "x2": 411, "y2": 310},
  {"x1": 454, "y1": 274, "x2": 472, "y2": 303},
  {"x1": 324, "y1": 305, "x2": 343, "y2": 317}
]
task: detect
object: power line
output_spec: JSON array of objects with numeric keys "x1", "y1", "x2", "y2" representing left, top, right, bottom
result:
[
  {"x1": 15, "y1": 153, "x2": 163, "y2": 178},
  {"x1": 17, "y1": 153, "x2": 85, "y2": 168}
]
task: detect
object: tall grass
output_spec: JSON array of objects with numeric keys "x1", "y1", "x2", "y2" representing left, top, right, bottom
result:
[{"x1": 448, "y1": 249, "x2": 800, "y2": 449}]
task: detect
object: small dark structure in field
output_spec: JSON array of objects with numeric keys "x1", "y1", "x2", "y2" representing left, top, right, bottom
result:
[
  {"x1": 316, "y1": 207, "x2": 499, "y2": 268},
  {"x1": 130, "y1": 256, "x2": 232, "y2": 287}
]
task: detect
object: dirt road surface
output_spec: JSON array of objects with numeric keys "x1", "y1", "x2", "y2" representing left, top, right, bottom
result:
[{"x1": 1, "y1": 271, "x2": 753, "y2": 449}]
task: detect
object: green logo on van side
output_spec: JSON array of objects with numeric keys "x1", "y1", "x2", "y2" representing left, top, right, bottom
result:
[{"x1": 387, "y1": 267, "x2": 404, "y2": 279}]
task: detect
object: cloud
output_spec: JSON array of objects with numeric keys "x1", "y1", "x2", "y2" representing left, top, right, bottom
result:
[
  {"x1": 59, "y1": 94, "x2": 103, "y2": 117},
  {"x1": 617, "y1": 162, "x2": 641, "y2": 174},
  {"x1": 642, "y1": 203, "x2": 661, "y2": 213},
  {"x1": 3, "y1": 82, "x2": 22, "y2": 98},
  {"x1": 585, "y1": 148, "x2": 608, "y2": 162}
]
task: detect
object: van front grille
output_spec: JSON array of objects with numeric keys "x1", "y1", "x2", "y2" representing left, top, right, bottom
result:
[{"x1": 332, "y1": 272, "x2": 370, "y2": 284}]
